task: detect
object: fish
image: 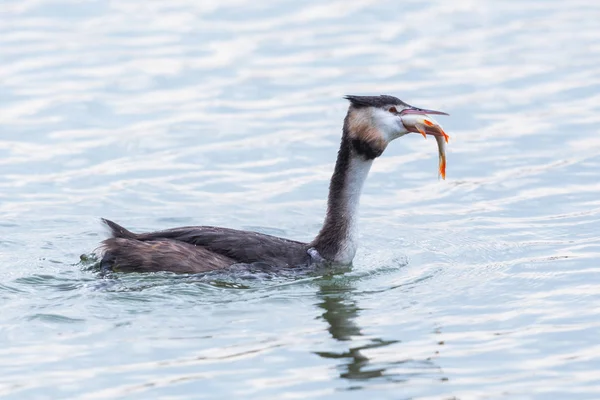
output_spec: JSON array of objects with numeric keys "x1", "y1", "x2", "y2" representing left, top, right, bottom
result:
[
  {"x1": 435, "y1": 133, "x2": 447, "y2": 180},
  {"x1": 400, "y1": 114, "x2": 449, "y2": 179}
]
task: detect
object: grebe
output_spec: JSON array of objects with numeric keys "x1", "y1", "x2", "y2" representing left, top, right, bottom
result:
[{"x1": 99, "y1": 95, "x2": 448, "y2": 273}]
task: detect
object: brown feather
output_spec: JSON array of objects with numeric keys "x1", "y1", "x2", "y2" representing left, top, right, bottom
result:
[
  {"x1": 101, "y1": 238, "x2": 237, "y2": 273},
  {"x1": 346, "y1": 108, "x2": 387, "y2": 154},
  {"x1": 99, "y1": 219, "x2": 311, "y2": 273}
]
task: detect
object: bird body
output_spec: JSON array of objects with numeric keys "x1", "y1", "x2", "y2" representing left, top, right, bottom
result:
[
  {"x1": 99, "y1": 95, "x2": 449, "y2": 273},
  {"x1": 100, "y1": 220, "x2": 311, "y2": 273}
]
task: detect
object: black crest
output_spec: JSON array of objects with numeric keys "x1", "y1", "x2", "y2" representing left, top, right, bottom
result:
[{"x1": 344, "y1": 94, "x2": 407, "y2": 109}]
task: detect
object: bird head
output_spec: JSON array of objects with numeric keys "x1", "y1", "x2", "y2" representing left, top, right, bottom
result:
[{"x1": 343, "y1": 94, "x2": 448, "y2": 159}]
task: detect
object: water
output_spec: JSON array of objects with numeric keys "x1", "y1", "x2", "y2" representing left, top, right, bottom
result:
[{"x1": 2, "y1": 0, "x2": 600, "y2": 398}]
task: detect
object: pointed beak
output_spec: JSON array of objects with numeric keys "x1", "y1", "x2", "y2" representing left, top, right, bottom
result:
[{"x1": 400, "y1": 105, "x2": 449, "y2": 116}]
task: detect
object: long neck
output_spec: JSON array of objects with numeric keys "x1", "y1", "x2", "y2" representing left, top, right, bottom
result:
[{"x1": 312, "y1": 134, "x2": 374, "y2": 264}]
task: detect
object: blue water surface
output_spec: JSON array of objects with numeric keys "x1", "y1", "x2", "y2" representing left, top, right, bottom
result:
[{"x1": 1, "y1": 1, "x2": 600, "y2": 399}]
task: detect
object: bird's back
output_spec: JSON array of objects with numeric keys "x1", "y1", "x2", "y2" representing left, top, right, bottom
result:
[{"x1": 99, "y1": 219, "x2": 311, "y2": 273}]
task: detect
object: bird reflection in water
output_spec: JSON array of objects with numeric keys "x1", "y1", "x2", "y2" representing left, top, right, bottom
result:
[{"x1": 314, "y1": 275, "x2": 446, "y2": 387}]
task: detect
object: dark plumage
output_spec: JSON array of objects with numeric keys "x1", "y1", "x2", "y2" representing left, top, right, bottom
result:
[
  {"x1": 100, "y1": 219, "x2": 311, "y2": 273},
  {"x1": 97, "y1": 94, "x2": 446, "y2": 274},
  {"x1": 344, "y1": 95, "x2": 442, "y2": 117},
  {"x1": 344, "y1": 95, "x2": 407, "y2": 109},
  {"x1": 351, "y1": 138, "x2": 384, "y2": 160}
]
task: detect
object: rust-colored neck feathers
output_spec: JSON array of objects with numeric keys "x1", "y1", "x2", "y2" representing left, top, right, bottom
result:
[{"x1": 345, "y1": 107, "x2": 387, "y2": 159}]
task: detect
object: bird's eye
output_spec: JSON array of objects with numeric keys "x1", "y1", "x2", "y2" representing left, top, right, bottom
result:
[{"x1": 388, "y1": 106, "x2": 398, "y2": 114}]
